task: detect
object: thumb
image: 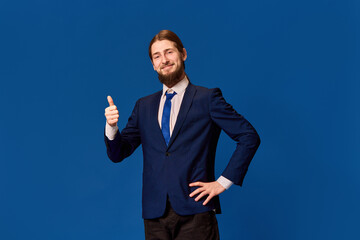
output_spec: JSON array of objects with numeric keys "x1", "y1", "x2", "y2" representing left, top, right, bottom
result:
[{"x1": 107, "y1": 95, "x2": 115, "y2": 106}]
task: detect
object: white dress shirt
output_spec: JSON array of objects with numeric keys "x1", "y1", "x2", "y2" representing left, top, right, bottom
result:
[
  {"x1": 105, "y1": 76, "x2": 233, "y2": 190},
  {"x1": 157, "y1": 76, "x2": 188, "y2": 135}
]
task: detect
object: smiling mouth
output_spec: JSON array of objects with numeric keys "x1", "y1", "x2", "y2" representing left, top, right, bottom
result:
[{"x1": 161, "y1": 64, "x2": 174, "y2": 70}]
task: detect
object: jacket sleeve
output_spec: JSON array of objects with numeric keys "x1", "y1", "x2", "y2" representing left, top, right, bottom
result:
[
  {"x1": 209, "y1": 88, "x2": 260, "y2": 186},
  {"x1": 104, "y1": 99, "x2": 142, "y2": 163}
]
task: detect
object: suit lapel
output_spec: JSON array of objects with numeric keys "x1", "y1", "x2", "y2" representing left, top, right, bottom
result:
[
  {"x1": 149, "y1": 91, "x2": 168, "y2": 147},
  {"x1": 167, "y1": 83, "x2": 196, "y2": 149}
]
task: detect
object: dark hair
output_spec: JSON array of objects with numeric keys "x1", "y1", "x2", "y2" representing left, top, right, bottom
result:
[{"x1": 148, "y1": 30, "x2": 185, "y2": 61}]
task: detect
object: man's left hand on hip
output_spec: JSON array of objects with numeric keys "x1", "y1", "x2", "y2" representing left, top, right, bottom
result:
[{"x1": 189, "y1": 181, "x2": 226, "y2": 205}]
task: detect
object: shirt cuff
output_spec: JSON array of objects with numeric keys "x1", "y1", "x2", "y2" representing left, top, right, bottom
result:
[
  {"x1": 217, "y1": 176, "x2": 234, "y2": 190},
  {"x1": 105, "y1": 122, "x2": 118, "y2": 140}
]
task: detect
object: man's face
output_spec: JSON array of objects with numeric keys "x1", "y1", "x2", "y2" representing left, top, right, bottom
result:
[{"x1": 151, "y1": 40, "x2": 187, "y2": 87}]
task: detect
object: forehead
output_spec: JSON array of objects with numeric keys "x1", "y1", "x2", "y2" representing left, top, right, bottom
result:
[{"x1": 151, "y1": 40, "x2": 177, "y2": 55}]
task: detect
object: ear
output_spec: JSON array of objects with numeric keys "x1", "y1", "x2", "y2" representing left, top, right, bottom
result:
[{"x1": 182, "y1": 48, "x2": 187, "y2": 61}]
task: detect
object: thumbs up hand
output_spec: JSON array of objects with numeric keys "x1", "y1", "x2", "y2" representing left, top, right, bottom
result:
[{"x1": 105, "y1": 96, "x2": 119, "y2": 127}]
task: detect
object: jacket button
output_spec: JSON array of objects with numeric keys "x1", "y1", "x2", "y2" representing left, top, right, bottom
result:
[{"x1": 165, "y1": 152, "x2": 170, "y2": 156}]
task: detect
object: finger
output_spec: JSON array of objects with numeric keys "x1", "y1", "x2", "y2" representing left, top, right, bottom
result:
[
  {"x1": 195, "y1": 191, "x2": 208, "y2": 202},
  {"x1": 105, "y1": 110, "x2": 119, "y2": 117},
  {"x1": 106, "y1": 114, "x2": 119, "y2": 120},
  {"x1": 107, "y1": 114, "x2": 119, "y2": 120},
  {"x1": 189, "y1": 182, "x2": 204, "y2": 187},
  {"x1": 189, "y1": 187, "x2": 204, "y2": 197},
  {"x1": 105, "y1": 106, "x2": 117, "y2": 112},
  {"x1": 107, "y1": 96, "x2": 115, "y2": 106},
  {"x1": 105, "y1": 106, "x2": 118, "y2": 111},
  {"x1": 203, "y1": 194, "x2": 214, "y2": 205}
]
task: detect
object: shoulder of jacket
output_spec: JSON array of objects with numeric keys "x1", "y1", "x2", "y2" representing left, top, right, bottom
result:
[
  {"x1": 191, "y1": 84, "x2": 222, "y2": 97},
  {"x1": 191, "y1": 84, "x2": 220, "y2": 93},
  {"x1": 137, "y1": 90, "x2": 162, "y2": 102}
]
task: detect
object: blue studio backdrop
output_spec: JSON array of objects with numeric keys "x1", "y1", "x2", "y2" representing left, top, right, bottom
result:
[{"x1": 0, "y1": 0, "x2": 359, "y2": 239}]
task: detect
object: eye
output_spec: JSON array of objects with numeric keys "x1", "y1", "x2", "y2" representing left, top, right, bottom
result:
[{"x1": 154, "y1": 55, "x2": 160, "y2": 59}]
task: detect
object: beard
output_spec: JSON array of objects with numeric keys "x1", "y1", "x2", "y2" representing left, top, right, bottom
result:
[{"x1": 157, "y1": 61, "x2": 185, "y2": 88}]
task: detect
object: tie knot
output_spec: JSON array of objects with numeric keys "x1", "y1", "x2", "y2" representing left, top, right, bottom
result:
[{"x1": 165, "y1": 91, "x2": 177, "y2": 100}]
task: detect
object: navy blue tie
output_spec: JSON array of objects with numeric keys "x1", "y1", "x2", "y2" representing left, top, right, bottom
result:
[{"x1": 162, "y1": 91, "x2": 177, "y2": 145}]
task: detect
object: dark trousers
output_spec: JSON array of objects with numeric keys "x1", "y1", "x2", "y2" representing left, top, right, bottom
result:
[{"x1": 144, "y1": 201, "x2": 220, "y2": 240}]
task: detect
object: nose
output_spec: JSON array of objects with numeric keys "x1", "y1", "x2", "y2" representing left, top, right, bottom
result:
[{"x1": 161, "y1": 55, "x2": 169, "y2": 64}]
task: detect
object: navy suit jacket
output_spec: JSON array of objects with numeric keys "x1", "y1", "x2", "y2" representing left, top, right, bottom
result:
[{"x1": 104, "y1": 83, "x2": 260, "y2": 219}]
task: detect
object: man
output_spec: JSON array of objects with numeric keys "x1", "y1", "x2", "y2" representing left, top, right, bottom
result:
[{"x1": 104, "y1": 30, "x2": 260, "y2": 240}]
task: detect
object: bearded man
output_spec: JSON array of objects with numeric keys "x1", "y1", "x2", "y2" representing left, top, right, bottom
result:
[{"x1": 104, "y1": 30, "x2": 260, "y2": 240}]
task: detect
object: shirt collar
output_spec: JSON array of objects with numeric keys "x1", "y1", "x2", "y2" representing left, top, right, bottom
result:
[{"x1": 162, "y1": 76, "x2": 189, "y2": 96}]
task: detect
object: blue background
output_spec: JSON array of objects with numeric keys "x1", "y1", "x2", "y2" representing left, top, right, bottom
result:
[{"x1": 1, "y1": 0, "x2": 359, "y2": 239}]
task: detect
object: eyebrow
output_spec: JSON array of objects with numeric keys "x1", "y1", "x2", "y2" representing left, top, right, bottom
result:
[{"x1": 152, "y1": 48, "x2": 175, "y2": 56}]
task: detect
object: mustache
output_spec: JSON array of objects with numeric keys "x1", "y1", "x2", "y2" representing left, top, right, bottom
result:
[{"x1": 160, "y1": 63, "x2": 174, "y2": 69}]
